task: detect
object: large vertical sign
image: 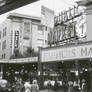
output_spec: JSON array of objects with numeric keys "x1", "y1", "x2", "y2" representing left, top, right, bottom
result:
[
  {"x1": 14, "y1": 31, "x2": 19, "y2": 48},
  {"x1": 41, "y1": 6, "x2": 54, "y2": 28}
]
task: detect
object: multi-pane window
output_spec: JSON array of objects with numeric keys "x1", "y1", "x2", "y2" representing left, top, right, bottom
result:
[
  {"x1": 24, "y1": 23, "x2": 30, "y2": 39},
  {"x1": 3, "y1": 27, "x2": 7, "y2": 37},
  {"x1": 2, "y1": 40, "x2": 6, "y2": 50},
  {"x1": 38, "y1": 25, "x2": 44, "y2": 34}
]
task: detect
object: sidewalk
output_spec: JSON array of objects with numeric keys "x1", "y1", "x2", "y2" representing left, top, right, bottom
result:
[
  {"x1": 40, "y1": 89, "x2": 53, "y2": 92},
  {"x1": 39, "y1": 89, "x2": 65, "y2": 92},
  {"x1": 39, "y1": 89, "x2": 89, "y2": 92}
]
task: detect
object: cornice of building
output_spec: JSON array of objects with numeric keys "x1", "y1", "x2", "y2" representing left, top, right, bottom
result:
[{"x1": 7, "y1": 13, "x2": 41, "y2": 21}]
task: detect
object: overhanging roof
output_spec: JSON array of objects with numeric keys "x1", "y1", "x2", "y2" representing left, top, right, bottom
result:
[
  {"x1": 0, "y1": 57, "x2": 38, "y2": 64},
  {"x1": 0, "y1": 0, "x2": 38, "y2": 15}
]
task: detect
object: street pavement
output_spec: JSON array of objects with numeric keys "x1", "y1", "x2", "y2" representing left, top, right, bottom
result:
[{"x1": 39, "y1": 89, "x2": 66, "y2": 92}]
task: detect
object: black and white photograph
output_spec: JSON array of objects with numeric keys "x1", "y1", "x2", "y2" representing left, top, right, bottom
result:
[{"x1": 0, "y1": 0, "x2": 91, "y2": 92}]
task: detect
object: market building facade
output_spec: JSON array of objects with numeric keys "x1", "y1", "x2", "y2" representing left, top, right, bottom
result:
[{"x1": 38, "y1": 0, "x2": 92, "y2": 91}]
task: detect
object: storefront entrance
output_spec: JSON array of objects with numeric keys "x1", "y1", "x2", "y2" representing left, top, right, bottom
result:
[{"x1": 40, "y1": 60, "x2": 92, "y2": 91}]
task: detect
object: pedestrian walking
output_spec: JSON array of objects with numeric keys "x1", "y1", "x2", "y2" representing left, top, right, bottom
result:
[
  {"x1": 14, "y1": 78, "x2": 24, "y2": 92},
  {"x1": 81, "y1": 79, "x2": 87, "y2": 92},
  {"x1": 31, "y1": 80, "x2": 39, "y2": 92},
  {"x1": 47, "y1": 80, "x2": 51, "y2": 92},
  {"x1": 24, "y1": 79, "x2": 31, "y2": 92},
  {"x1": 68, "y1": 81, "x2": 74, "y2": 92},
  {"x1": 54, "y1": 79, "x2": 59, "y2": 92}
]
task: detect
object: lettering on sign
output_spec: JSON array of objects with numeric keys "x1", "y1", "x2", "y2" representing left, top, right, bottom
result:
[
  {"x1": 14, "y1": 31, "x2": 19, "y2": 48},
  {"x1": 55, "y1": 6, "x2": 82, "y2": 25},
  {"x1": 48, "y1": 22, "x2": 77, "y2": 45},
  {"x1": 41, "y1": 43, "x2": 92, "y2": 62}
]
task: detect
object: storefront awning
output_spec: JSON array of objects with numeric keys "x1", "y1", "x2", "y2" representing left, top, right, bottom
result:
[
  {"x1": 0, "y1": 57, "x2": 38, "y2": 63},
  {"x1": 0, "y1": 0, "x2": 38, "y2": 15}
]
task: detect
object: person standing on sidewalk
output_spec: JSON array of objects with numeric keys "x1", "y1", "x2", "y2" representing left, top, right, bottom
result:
[
  {"x1": 68, "y1": 81, "x2": 74, "y2": 92},
  {"x1": 47, "y1": 80, "x2": 51, "y2": 92},
  {"x1": 24, "y1": 79, "x2": 31, "y2": 92},
  {"x1": 54, "y1": 79, "x2": 59, "y2": 92},
  {"x1": 81, "y1": 79, "x2": 87, "y2": 92},
  {"x1": 31, "y1": 80, "x2": 39, "y2": 92}
]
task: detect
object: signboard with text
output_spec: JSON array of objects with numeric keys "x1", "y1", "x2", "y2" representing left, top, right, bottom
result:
[
  {"x1": 55, "y1": 6, "x2": 83, "y2": 25},
  {"x1": 14, "y1": 31, "x2": 19, "y2": 48},
  {"x1": 40, "y1": 41, "x2": 92, "y2": 62},
  {"x1": 48, "y1": 22, "x2": 77, "y2": 44},
  {"x1": 51, "y1": 6, "x2": 85, "y2": 45}
]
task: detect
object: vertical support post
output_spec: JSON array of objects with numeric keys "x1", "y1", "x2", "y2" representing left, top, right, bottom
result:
[
  {"x1": 38, "y1": 62, "x2": 43, "y2": 89},
  {"x1": 38, "y1": 48, "x2": 43, "y2": 90},
  {"x1": 90, "y1": 59, "x2": 92, "y2": 92}
]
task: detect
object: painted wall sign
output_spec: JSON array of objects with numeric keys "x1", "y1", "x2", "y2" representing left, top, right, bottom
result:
[{"x1": 40, "y1": 42, "x2": 92, "y2": 62}]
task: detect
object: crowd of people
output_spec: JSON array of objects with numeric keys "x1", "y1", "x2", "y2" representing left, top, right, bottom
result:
[
  {"x1": 45, "y1": 79, "x2": 87, "y2": 92},
  {"x1": 0, "y1": 76, "x2": 88, "y2": 92},
  {"x1": 0, "y1": 77, "x2": 39, "y2": 92}
]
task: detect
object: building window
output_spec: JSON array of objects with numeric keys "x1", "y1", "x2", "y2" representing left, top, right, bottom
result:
[
  {"x1": 0, "y1": 31, "x2": 1, "y2": 39},
  {"x1": 24, "y1": 22, "x2": 30, "y2": 33},
  {"x1": 3, "y1": 27, "x2": 7, "y2": 37},
  {"x1": 3, "y1": 54, "x2": 5, "y2": 58},
  {"x1": 2, "y1": 54, "x2": 5, "y2": 59},
  {"x1": 45, "y1": 40, "x2": 47, "y2": 44},
  {"x1": 2, "y1": 40, "x2": 6, "y2": 50},
  {"x1": 38, "y1": 25, "x2": 43, "y2": 31},
  {"x1": 24, "y1": 23, "x2": 30, "y2": 39},
  {"x1": 38, "y1": 25, "x2": 43, "y2": 34},
  {"x1": 2, "y1": 54, "x2": 3, "y2": 59},
  {"x1": 37, "y1": 39, "x2": 43, "y2": 47},
  {"x1": 45, "y1": 26, "x2": 47, "y2": 31}
]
